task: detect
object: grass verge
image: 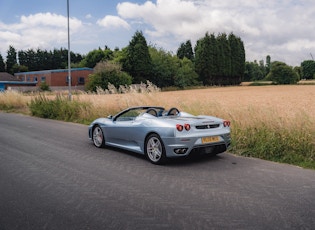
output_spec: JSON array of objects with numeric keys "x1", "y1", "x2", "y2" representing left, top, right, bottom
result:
[
  {"x1": 28, "y1": 94, "x2": 92, "y2": 124},
  {"x1": 231, "y1": 122, "x2": 315, "y2": 169}
]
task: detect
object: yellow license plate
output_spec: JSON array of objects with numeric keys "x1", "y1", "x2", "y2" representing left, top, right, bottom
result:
[{"x1": 202, "y1": 136, "x2": 220, "y2": 144}]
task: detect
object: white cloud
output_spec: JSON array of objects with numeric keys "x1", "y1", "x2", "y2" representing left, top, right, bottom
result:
[
  {"x1": 97, "y1": 15, "x2": 130, "y2": 30},
  {"x1": 85, "y1": 14, "x2": 92, "y2": 19},
  {"x1": 116, "y1": 0, "x2": 315, "y2": 66},
  {"x1": 0, "y1": 12, "x2": 83, "y2": 53},
  {"x1": 0, "y1": 0, "x2": 315, "y2": 66}
]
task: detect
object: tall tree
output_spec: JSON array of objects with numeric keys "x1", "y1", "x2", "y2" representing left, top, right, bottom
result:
[
  {"x1": 228, "y1": 33, "x2": 245, "y2": 84},
  {"x1": 6, "y1": 45, "x2": 18, "y2": 74},
  {"x1": 195, "y1": 33, "x2": 218, "y2": 85},
  {"x1": 234, "y1": 34, "x2": 245, "y2": 83},
  {"x1": 0, "y1": 54, "x2": 5, "y2": 72},
  {"x1": 301, "y1": 60, "x2": 315, "y2": 79},
  {"x1": 123, "y1": 31, "x2": 153, "y2": 83},
  {"x1": 177, "y1": 40, "x2": 194, "y2": 61},
  {"x1": 265, "y1": 55, "x2": 271, "y2": 76},
  {"x1": 217, "y1": 33, "x2": 231, "y2": 84}
]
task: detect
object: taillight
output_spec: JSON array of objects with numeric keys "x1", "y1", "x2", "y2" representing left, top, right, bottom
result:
[
  {"x1": 223, "y1": 120, "x2": 231, "y2": 127},
  {"x1": 176, "y1": 124, "x2": 183, "y2": 131},
  {"x1": 176, "y1": 124, "x2": 191, "y2": 131},
  {"x1": 184, "y1": 124, "x2": 191, "y2": 131}
]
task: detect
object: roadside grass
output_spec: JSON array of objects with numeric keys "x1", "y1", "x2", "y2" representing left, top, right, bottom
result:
[
  {"x1": 1, "y1": 85, "x2": 315, "y2": 169},
  {"x1": 231, "y1": 114, "x2": 315, "y2": 169},
  {"x1": 0, "y1": 90, "x2": 29, "y2": 113},
  {"x1": 28, "y1": 93, "x2": 92, "y2": 124}
]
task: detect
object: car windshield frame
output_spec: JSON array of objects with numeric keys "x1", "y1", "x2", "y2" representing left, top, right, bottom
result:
[{"x1": 113, "y1": 106, "x2": 165, "y2": 121}]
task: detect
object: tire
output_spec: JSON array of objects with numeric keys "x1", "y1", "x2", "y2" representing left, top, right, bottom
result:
[
  {"x1": 92, "y1": 125, "x2": 105, "y2": 148},
  {"x1": 145, "y1": 134, "x2": 166, "y2": 164}
]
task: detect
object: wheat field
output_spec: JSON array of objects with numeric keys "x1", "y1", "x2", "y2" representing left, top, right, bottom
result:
[{"x1": 76, "y1": 85, "x2": 315, "y2": 129}]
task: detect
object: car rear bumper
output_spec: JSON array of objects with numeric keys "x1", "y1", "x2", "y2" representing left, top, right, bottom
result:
[{"x1": 162, "y1": 133, "x2": 231, "y2": 158}]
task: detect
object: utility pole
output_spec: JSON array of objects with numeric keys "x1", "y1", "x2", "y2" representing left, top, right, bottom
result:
[{"x1": 67, "y1": 0, "x2": 72, "y2": 100}]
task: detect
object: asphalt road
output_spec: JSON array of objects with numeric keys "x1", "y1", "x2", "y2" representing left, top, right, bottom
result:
[{"x1": 0, "y1": 112, "x2": 315, "y2": 230}]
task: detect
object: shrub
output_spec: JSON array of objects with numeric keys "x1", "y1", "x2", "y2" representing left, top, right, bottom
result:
[
  {"x1": 29, "y1": 94, "x2": 91, "y2": 123},
  {"x1": 268, "y1": 61, "x2": 299, "y2": 84},
  {"x1": 40, "y1": 82, "x2": 50, "y2": 91},
  {"x1": 86, "y1": 61, "x2": 132, "y2": 92}
]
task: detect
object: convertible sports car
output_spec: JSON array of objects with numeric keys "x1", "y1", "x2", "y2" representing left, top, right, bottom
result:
[{"x1": 88, "y1": 106, "x2": 231, "y2": 164}]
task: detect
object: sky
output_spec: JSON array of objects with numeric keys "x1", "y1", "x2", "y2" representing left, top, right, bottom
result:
[{"x1": 0, "y1": 0, "x2": 314, "y2": 67}]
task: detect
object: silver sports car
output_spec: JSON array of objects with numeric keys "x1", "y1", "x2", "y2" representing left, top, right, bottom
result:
[{"x1": 88, "y1": 106, "x2": 231, "y2": 164}]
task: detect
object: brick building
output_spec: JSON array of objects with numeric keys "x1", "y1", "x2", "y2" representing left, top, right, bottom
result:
[
  {"x1": 0, "y1": 72, "x2": 36, "y2": 91},
  {"x1": 14, "y1": 67, "x2": 93, "y2": 90}
]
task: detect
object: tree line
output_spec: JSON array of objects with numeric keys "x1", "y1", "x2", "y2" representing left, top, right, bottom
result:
[
  {"x1": 245, "y1": 55, "x2": 315, "y2": 83},
  {"x1": 1, "y1": 46, "x2": 83, "y2": 74},
  {"x1": 1, "y1": 30, "x2": 314, "y2": 91}
]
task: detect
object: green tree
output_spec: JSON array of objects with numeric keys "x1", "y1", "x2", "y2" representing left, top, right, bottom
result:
[
  {"x1": 268, "y1": 61, "x2": 298, "y2": 84},
  {"x1": 301, "y1": 60, "x2": 315, "y2": 79},
  {"x1": 12, "y1": 64, "x2": 28, "y2": 73},
  {"x1": 79, "y1": 47, "x2": 113, "y2": 68},
  {"x1": 0, "y1": 54, "x2": 5, "y2": 72},
  {"x1": 177, "y1": 40, "x2": 194, "y2": 61},
  {"x1": 18, "y1": 49, "x2": 37, "y2": 71},
  {"x1": 174, "y1": 57, "x2": 200, "y2": 88},
  {"x1": 149, "y1": 46, "x2": 178, "y2": 87},
  {"x1": 6, "y1": 45, "x2": 18, "y2": 74},
  {"x1": 112, "y1": 47, "x2": 127, "y2": 65},
  {"x1": 244, "y1": 61, "x2": 265, "y2": 81},
  {"x1": 293, "y1": 66, "x2": 301, "y2": 80},
  {"x1": 52, "y1": 48, "x2": 68, "y2": 69},
  {"x1": 195, "y1": 33, "x2": 218, "y2": 85},
  {"x1": 228, "y1": 33, "x2": 245, "y2": 84},
  {"x1": 86, "y1": 61, "x2": 132, "y2": 92},
  {"x1": 266, "y1": 55, "x2": 271, "y2": 76},
  {"x1": 123, "y1": 31, "x2": 153, "y2": 83},
  {"x1": 18, "y1": 48, "x2": 83, "y2": 71},
  {"x1": 217, "y1": 33, "x2": 231, "y2": 84}
]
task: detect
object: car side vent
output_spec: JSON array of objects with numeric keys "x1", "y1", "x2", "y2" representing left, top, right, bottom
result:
[{"x1": 195, "y1": 124, "x2": 220, "y2": 129}]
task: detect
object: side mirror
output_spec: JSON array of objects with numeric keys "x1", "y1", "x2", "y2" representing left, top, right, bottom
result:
[{"x1": 107, "y1": 115, "x2": 113, "y2": 119}]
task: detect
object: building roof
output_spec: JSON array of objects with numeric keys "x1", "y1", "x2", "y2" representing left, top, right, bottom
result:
[
  {"x1": 0, "y1": 72, "x2": 21, "y2": 81},
  {"x1": 0, "y1": 81, "x2": 37, "y2": 85}
]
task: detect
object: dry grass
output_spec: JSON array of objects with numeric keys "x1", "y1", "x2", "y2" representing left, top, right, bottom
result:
[
  {"x1": 0, "y1": 90, "x2": 30, "y2": 113},
  {"x1": 75, "y1": 85, "x2": 315, "y2": 126},
  {"x1": 2, "y1": 85, "x2": 314, "y2": 129},
  {"x1": 298, "y1": 80, "x2": 315, "y2": 85}
]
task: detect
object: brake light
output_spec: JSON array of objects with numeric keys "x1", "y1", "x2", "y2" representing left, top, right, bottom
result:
[
  {"x1": 176, "y1": 124, "x2": 183, "y2": 131},
  {"x1": 184, "y1": 123, "x2": 191, "y2": 131},
  {"x1": 223, "y1": 120, "x2": 231, "y2": 127}
]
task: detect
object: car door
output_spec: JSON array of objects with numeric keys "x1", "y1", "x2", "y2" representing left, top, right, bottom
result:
[{"x1": 106, "y1": 118, "x2": 144, "y2": 148}]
